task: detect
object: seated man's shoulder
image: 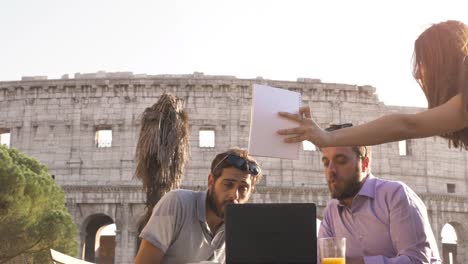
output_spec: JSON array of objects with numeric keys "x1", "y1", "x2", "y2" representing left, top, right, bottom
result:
[
  {"x1": 325, "y1": 198, "x2": 340, "y2": 207},
  {"x1": 164, "y1": 189, "x2": 203, "y2": 203},
  {"x1": 374, "y1": 177, "x2": 419, "y2": 199},
  {"x1": 375, "y1": 177, "x2": 409, "y2": 191}
]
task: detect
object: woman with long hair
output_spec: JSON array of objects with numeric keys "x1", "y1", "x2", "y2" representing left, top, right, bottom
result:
[{"x1": 278, "y1": 20, "x2": 468, "y2": 149}]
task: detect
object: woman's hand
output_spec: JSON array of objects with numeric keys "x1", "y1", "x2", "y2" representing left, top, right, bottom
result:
[{"x1": 277, "y1": 106, "x2": 330, "y2": 147}]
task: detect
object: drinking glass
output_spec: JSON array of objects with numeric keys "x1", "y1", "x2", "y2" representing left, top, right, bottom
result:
[{"x1": 319, "y1": 237, "x2": 346, "y2": 264}]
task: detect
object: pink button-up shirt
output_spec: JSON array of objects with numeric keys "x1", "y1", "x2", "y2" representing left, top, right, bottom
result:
[{"x1": 319, "y1": 175, "x2": 441, "y2": 264}]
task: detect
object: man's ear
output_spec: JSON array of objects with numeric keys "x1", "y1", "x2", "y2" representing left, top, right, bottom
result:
[
  {"x1": 208, "y1": 173, "x2": 215, "y2": 191},
  {"x1": 251, "y1": 185, "x2": 256, "y2": 194},
  {"x1": 361, "y1": 156, "x2": 369, "y2": 172}
]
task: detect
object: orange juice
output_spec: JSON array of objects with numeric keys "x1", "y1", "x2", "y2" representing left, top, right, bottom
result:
[{"x1": 322, "y1": 257, "x2": 345, "y2": 264}]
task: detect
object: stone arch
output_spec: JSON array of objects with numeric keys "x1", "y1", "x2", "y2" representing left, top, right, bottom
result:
[
  {"x1": 81, "y1": 213, "x2": 115, "y2": 262},
  {"x1": 441, "y1": 222, "x2": 458, "y2": 264},
  {"x1": 449, "y1": 221, "x2": 468, "y2": 242},
  {"x1": 438, "y1": 215, "x2": 468, "y2": 264},
  {"x1": 95, "y1": 223, "x2": 116, "y2": 264},
  {"x1": 449, "y1": 221, "x2": 468, "y2": 264}
]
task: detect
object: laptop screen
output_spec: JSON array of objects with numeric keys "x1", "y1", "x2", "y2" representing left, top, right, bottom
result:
[{"x1": 225, "y1": 203, "x2": 317, "y2": 264}]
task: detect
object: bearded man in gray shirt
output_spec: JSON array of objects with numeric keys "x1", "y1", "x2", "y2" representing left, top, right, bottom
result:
[{"x1": 134, "y1": 148, "x2": 262, "y2": 264}]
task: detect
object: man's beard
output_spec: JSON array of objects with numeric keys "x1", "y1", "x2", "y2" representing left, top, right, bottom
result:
[
  {"x1": 207, "y1": 188, "x2": 224, "y2": 219},
  {"x1": 328, "y1": 167, "x2": 363, "y2": 201}
]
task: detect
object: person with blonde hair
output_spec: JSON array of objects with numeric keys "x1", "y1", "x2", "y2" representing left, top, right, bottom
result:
[{"x1": 278, "y1": 20, "x2": 468, "y2": 149}]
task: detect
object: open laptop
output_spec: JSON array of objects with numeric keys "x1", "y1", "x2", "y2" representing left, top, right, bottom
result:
[{"x1": 225, "y1": 203, "x2": 317, "y2": 264}]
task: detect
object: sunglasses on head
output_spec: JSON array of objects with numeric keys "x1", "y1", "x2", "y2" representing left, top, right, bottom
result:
[{"x1": 212, "y1": 153, "x2": 260, "y2": 176}]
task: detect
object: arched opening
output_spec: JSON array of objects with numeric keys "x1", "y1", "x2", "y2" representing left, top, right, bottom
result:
[
  {"x1": 441, "y1": 223, "x2": 458, "y2": 264},
  {"x1": 95, "y1": 224, "x2": 116, "y2": 264},
  {"x1": 83, "y1": 214, "x2": 114, "y2": 263}
]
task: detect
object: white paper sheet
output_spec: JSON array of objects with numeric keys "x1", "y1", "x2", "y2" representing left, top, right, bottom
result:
[{"x1": 248, "y1": 84, "x2": 301, "y2": 159}]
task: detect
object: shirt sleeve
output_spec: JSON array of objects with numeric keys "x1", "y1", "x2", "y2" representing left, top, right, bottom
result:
[
  {"x1": 318, "y1": 203, "x2": 335, "y2": 239},
  {"x1": 139, "y1": 191, "x2": 183, "y2": 253},
  {"x1": 317, "y1": 203, "x2": 335, "y2": 264},
  {"x1": 364, "y1": 184, "x2": 440, "y2": 264}
]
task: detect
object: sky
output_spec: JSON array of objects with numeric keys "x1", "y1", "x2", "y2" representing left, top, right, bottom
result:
[{"x1": 0, "y1": 0, "x2": 467, "y2": 107}]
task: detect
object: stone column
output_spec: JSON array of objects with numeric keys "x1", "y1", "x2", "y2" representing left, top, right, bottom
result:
[
  {"x1": 465, "y1": 151, "x2": 468, "y2": 192},
  {"x1": 328, "y1": 101, "x2": 342, "y2": 125},
  {"x1": 66, "y1": 197, "x2": 83, "y2": 259},
  {"x1": 78, "y1": 231, "x2": 86, "y2": 260},
  {"x1": 115, "y1": 202, "x2": 131, "y2": 264},
  {"x1": 114, "y1": 228, "x2": 122, "y2": 264},
  {"x1": 67, "y1": 98, "x2": 83, "y2": 181},
  {"x1": 22, "y1": 96, "x2": 34, "y2": 151},
  {"x1": 427, "y1": 200, "x2": 442, "y2": 253},
  {"x1": 456, "y1": 238, "x2": 468, "y2": 264},
  {"x1": 128, "y1": 229, "x2": 138, "y2": 262}
]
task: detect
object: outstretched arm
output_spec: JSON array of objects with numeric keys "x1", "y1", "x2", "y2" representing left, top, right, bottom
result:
[{"x1": 278, "y1": 94, "x2": 468, "y2": 147}]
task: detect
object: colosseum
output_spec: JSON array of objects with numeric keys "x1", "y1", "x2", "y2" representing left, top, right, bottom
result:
[{"x1": 0, "y1": 71, "x2": 467, "y2": 264}]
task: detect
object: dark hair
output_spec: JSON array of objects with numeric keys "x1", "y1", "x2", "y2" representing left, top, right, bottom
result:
[
  {"x1": 210, "y1": 148, "x2": 263, "y2": 185},
  {"x1": 322, "y1": 123, "x2": 372, "y2": 166},
  {"x1": 351, "y1": 146, "x2": 370, "y2": 160},
  {"x1": 413, "y1": 20, "x2": 468, "y2": 149}
]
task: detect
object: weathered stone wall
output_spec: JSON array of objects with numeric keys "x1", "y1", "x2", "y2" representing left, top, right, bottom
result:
[{"x1": 1, "y1": 72, "x2": 467, "y2": 263}]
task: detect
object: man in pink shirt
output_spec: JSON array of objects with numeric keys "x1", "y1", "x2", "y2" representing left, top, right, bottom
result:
[{"x1": 318, "y1": 124, "x2": 441, "y2": 264}]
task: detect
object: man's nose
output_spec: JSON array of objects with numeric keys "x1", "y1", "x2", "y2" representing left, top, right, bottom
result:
[
  {"x1": 327, "y1": 162, "x2": 337, "y2": 179},
  {"x1": 228, "y1": 188, "x2": 240, "y2": 201}
]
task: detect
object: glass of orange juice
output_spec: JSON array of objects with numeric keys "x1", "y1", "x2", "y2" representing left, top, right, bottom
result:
[{"x1": 319, "y1": 237, "x2": 346, "y2": 264}]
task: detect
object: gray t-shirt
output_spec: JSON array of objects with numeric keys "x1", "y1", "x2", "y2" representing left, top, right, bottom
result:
[{"x1": 140, "y1": 189, "x2": 225, "y2": 264}]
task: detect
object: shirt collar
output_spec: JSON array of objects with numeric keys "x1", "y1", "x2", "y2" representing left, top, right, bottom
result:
[
  {"x1": 336, "y1": 174, "x2": 376, "y2": 208},
  {"x1": 357, "y1": 174, "x2": 376, "y2": 199},
  {"x1": 197, "y1": 190, "x2": 208, "y2": 223}
]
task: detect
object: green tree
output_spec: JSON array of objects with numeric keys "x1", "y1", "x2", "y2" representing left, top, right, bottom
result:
[{"x1": 0, "y1": 145, "x2": 77, "y2": 263}]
